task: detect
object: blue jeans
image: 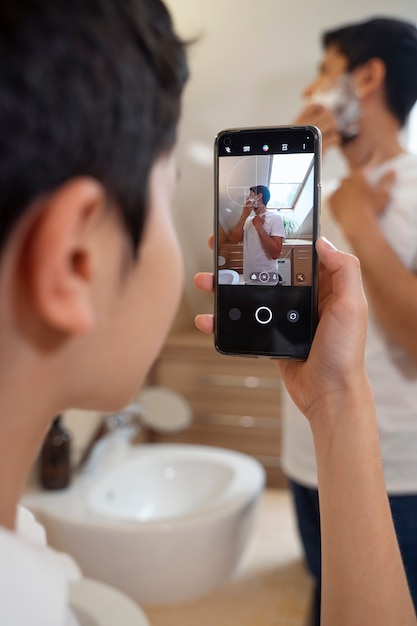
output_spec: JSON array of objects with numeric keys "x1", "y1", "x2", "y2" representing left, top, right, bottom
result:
[{"x1": 289, "y1": 479, "x2": 417, "y2": 626}]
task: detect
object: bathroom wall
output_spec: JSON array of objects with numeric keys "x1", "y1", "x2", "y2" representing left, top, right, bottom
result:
[{"x1": 163, "y1": 0, "x2": 417, "y2": 327}]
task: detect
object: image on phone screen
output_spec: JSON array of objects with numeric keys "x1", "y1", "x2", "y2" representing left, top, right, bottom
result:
[{"x1": 215, "y1": 126, "x2": 321, "y2": 359}]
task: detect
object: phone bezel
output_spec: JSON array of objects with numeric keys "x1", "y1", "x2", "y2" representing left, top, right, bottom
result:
[{"x1": 214, "y1": 125, "x2": 322, "y2": 360}]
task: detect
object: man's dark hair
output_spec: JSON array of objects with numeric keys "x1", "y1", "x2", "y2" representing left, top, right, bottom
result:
[
  {"x1": 323, "y1": 17, "x2": 417, "y2": 127},
  {"x1": 0, "y1": 0, "x2": 188, "y2": 252},
  {"x1": 251, "y1": 185, "x2": 270, "y2": 206}
]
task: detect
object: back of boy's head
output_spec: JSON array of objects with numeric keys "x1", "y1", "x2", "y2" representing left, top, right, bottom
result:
[
  {"x1": 323, "y1": 17, "x2": 417, "y2": 127},
  {"x1": 0, "y1": 0, "x2": 188, "y2": 253}
]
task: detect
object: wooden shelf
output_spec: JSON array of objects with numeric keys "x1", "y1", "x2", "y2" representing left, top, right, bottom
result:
[{"x1": 149, "y1": 329, "x2": 287, "y2": 488}]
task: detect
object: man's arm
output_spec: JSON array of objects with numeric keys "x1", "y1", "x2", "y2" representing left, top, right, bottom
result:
[
  {"x1": 229, "y1": 200, "x2": 253, "y2": 244},
  {"x1": 329, "y1": 172, "x2": 417, "y2": 365},
  {"x1": 252, "y1": 214, "x2": 284, "y2": 259},
  {"x1": 254, "y1": 229, "x2": 283, "y2": 259}
]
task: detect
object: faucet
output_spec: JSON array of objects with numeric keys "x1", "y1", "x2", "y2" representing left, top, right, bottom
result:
[
  {"x1": 105, "y1": 402, "x2": 144, "y2": 437},
  {"x1": 78, "y1": 402, "x2": 145, "y2": 474},
  {"x1": 77, "y1": 387, "x2": 192, "y2": 474}
]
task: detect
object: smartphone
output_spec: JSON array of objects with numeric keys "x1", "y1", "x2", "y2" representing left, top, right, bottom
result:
[{"x1": 214, "y1": 125, "x2": 321, "y2": 359}]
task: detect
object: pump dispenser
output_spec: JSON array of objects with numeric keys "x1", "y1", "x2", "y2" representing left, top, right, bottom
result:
[{"x1": 39, "y1": 415, "x2": 72, "y2": 490}]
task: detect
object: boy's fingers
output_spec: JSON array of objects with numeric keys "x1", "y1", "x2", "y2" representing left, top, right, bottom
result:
[
  {"x1": 194, "y1": 272, "x2": 214, "y2": 293},
  {"x1": 316, "y1": 237, "x2": 366, "y2": 309},
  {"x1": 194, "y1": 314, "x2": 214, "y2": 335}
]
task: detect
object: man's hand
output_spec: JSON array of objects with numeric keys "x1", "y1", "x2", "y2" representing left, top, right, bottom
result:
[
  {"x1": 329, "y1": 170, "x2": 395, "y2": 239},
  {"x1": 242, "y1": 198, "x2": 254, "y2": 218},
  {"x1": 294, "y1": 103, "x2": 340, "y2": 153},
  {"x1": 252, "y1": 213, "x2": 265, "y2": 231}
]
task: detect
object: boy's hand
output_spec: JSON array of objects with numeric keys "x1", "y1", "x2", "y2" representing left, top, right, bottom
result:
[
  {"x1": 276, "y1": 237, "x2": 368, "y2": 425},
  {"x1": 194, "y1": 234, "x2": 214, "y2": 335},
  {"x1": 194, "y1": 236, "x2": 369, "y2": 426}
]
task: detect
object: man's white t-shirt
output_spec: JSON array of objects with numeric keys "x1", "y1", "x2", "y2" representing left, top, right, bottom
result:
[
  {"x1": 243, "y1": 210, "x2": 285, "y2": 284},
  {"x1": 0, "y1": 505, "x2": 81, "y2": 626},
  {"x1": 282, "y1": 152, "x2": 417, "y2": 493}
]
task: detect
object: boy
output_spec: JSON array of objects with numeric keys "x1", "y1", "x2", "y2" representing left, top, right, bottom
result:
[{"x1": 0, "y1": 1, "x2": 187, "y2": 623}]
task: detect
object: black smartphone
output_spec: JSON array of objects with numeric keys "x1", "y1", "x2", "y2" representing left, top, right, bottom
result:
[{"x1": 214, "y1": 125, "x2": 321, "y2": 359}]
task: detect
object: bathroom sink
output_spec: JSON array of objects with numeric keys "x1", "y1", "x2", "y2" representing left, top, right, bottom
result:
[
  {"x1": 23, "y1": 444, "x2": 265, "y2": 605},
  {"x1": 218, "y1": 268, "x2": 240, "y2": 284},
  {"x1": 89, "y1": 447, "x2": 244, "y2": 521}
]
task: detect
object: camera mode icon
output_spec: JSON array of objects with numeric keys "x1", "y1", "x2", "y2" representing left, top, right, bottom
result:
[{"x1": 287, "y1": 310, "x2": 300, "y2": 323}]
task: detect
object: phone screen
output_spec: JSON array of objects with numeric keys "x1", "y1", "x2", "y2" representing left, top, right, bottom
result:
[{"x1": 214, "y1": 125, "x2": 321, "y2": 359}]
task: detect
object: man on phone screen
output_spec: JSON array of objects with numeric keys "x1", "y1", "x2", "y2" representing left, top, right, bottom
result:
[{"x1": 229, "y1": 185, "x2": 285, "y2": 285}]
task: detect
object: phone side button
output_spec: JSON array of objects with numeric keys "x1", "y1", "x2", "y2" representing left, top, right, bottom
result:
[{"x1": 254, "y1": 306, "x2": 273, "y2": 325}]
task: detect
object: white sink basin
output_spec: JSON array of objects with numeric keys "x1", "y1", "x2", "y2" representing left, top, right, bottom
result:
[{"x1": 24, "y1": 444, "x2": 265, "y2": 605}]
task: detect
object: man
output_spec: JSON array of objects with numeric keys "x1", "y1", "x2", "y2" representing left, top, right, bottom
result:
[
  {"x1": 0, "y1": 1, "x2": 187, "y2": 623},
  {"x1": 281, "y1": 16, "x2": 417, "y2": 625},
  {"x1": 229, "y1": 185, "x2": 285, "y2": 284}
]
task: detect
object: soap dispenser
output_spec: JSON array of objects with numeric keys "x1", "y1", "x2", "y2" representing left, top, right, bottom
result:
[{"x1": 39, "y1": 415, "x2": 72, "y2": 490}]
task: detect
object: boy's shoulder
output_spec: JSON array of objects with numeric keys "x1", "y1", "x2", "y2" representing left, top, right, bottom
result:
[{"x1": 0, "y1": 513, "x2": 80, "y2": 625}]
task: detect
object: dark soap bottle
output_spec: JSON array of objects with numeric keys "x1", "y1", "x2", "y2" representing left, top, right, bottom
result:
[{"x1": 39, "y1": 415, "x2": 72, "y2": 490}]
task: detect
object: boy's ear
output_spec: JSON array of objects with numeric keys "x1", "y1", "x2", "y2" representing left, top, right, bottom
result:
[
  {"x1": 353, "y1": 58, "x2": 386, "y2": 99},
  {"x1": 21, "y1": 177, "x2": 108, "y2": 335}
]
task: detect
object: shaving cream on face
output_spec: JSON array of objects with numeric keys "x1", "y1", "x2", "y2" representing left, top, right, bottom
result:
[{"x1": 308, "y1": 74, "x2": 360, "y2": 139}]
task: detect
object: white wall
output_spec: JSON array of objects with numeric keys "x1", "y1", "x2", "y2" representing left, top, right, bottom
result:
[{"x1": 164, "y1": 0, "x2": 417, "y2": 324}]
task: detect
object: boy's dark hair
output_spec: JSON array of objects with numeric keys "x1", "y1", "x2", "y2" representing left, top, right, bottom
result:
[
  {"x1": 0, "y1": 0, "x2": 188, "y2": 252},
  {"x1": 323, "y1": 17, "x2": 417, "y2": 127},
  {"x1": 250, "y1": 185, "x2": 270, "y2": 206}
]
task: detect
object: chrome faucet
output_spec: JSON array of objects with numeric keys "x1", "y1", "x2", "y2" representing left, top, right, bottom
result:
[
  {"x1": 105, "y1": 402, "x2": 145, "y2": 435},
  {"x1": 78, "y1": 388, "x2": 192, "y2": 473},
  {"x1": 78, "y1": 402, "x2": 145, "y2": 472}
]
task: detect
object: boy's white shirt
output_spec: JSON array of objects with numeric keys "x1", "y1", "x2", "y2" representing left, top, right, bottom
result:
[{"x1": 0, "y1": 505, "x2": 81, "y2": 626}]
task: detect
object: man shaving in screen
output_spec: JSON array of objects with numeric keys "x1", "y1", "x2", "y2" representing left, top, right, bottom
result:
[{"x1": 229, "y1": 185, "x2": 285, "y2": 285}]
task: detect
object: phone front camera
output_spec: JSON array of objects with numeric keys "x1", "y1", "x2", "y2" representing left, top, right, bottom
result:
[{"x1": 223, "y1": 137, "x2": 232, "y2": 146}]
